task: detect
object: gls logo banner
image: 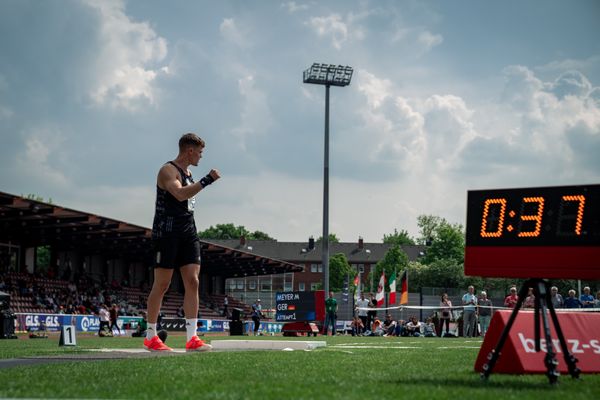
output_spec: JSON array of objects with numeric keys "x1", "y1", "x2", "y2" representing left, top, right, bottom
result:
[{"x1": 475, "y1": 310, "x2": 600, "y2": 373}]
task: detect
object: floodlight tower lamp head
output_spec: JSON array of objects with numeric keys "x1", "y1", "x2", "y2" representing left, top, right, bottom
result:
[{"x1": 303, "y1": 63, "x2": 353, "y2": 87}]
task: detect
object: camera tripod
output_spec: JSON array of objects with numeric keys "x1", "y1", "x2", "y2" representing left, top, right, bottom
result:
[{"x1": 480, "y1": 278, "x2": 581, "y2": 384}]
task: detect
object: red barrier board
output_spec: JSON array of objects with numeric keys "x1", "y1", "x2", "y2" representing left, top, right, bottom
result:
[{"x1": 475, "y1": 310, "x2": 600, "y2": 374}]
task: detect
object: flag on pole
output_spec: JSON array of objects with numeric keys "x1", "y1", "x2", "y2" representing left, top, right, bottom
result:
[
  {"x1": 375, "y1": 272, "x2": 385, "y2": 307},
  {"x1": 388, "y1": 271, "x2": 397, "y2": 304},
  {"x1": 399, "y1": 269, "x2": 408, "y2": 305}
]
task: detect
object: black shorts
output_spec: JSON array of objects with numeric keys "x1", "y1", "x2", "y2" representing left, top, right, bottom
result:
[{"x1": 153, "y1": 234, "x2": 201, "y2": 269}]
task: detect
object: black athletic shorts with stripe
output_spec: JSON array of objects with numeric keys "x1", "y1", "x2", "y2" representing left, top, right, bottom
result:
[{"x1": 153, "y1": 234, "x2": 201, "y2": 269}]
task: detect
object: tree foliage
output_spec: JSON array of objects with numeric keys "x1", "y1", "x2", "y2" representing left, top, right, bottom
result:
[
  {"x1": 328, "y1": 253, "x2": 355, "y2": 292},
  {"x1": 316, "y1": 233, "x2": 340, "y2": 243},
  {"x1": 368, "y1": 245, "x2": 409, "y2": 287},
  {"x1": 197, "y1": 223, "x2": 275, "y2": 240},
  {"x1": 383, "y1": 228, "x2": 416, "y2": 246}
]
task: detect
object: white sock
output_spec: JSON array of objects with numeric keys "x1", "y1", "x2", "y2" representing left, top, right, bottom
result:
[
  {"x1": 186, "y1": 319, "x2": 197, "y2": 341},
  {"x1": 146, "y1": 323, "x2": 157, "y2": 340}
]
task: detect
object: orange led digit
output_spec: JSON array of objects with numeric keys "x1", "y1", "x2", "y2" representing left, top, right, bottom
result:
[
  {"x1": 480, "y1": 198, "x2": 506, "y2": 237},
  {"x1": 518, "y1": 197, "x2": 545, "y2": 237},
  {"x1": 562, "y1": 195, "x2": 585, "y2": 235}
]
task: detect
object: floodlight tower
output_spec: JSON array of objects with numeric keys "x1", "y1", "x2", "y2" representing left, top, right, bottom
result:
[{"x1": 303, "y1": 63, "x2": 353, "y2": 294}]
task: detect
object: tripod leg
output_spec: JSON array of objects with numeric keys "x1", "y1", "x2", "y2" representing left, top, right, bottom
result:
[
  {"x1": 537, "y1": 282, "x2": 560, "y2": 384},
  {"x1": 546, "y1": 285, "x2": 581, "y2": 379},
  {"x1": 534, "y1": 290, "x2": 541, "y2": 352},
  {"x1": 481, "y1": 281, "x2": 530, "y2": 380}
]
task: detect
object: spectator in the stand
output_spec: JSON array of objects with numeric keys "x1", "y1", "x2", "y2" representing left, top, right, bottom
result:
[
  {"x1": 382, "y1": 314, "x2": 397, "y2": 336},
  {"x1": 351, "y1": 316, "x2": 364, "y2": 336},
  {"x1": 223, "y1": 294, "x2": 229, "y2": 318},
  {"x1": 405, "y1": 316, "x2": 422, "y2": 337},
  {"x1": 550, "y1": 286, "x2": 564, "y2": 309},
  {"x1": 504, "y1": 287, "x2": 519, "y2": 309},
  {"x1": 462, "y1": 285, "x2": 477, "y2": 338},
  {"x1": 564, "y1": 290, "x2": 582, "y2": 309},
  {"x1": 477, "y1": 291, "x2": 493, "y2": 337},
  {"x1": 0, "y1": 276, "x2": 6, "y2": 291},
  {"x1": 367, "y1": 293, "x2": 377, "y2": 331},
  {"x1": 98, "y1": 304, "x2": 111, "y2": 335},
  {"x1": 439, "y1": 293, "x2": 452, "y2": 337},
  {"x1": 176, "y1": 306, "x2": 185, "y2": 318},
  {"x1": 394, "y1": 319, "x2": 407, "y2": 337},
  {"x1": 594, "y1": 290, "x2": 600, "y2": 308},
  {"x1": 355, "y1": 293, "x2": 369, "y2": 331},
  {"x1": 369, "y1": 318, "x2": 384, "y2": 336},
  {"x1": 523, "y1": 288, "x2": 535, "y2": 309},
  {"x1": 580, "y1": 287, "x2": 595, "y2": 308},
  {"x1": 423, "y1": 317, "x2": 436, "y2": 337},
  {"x1": 323, "y1": 291, "x2": 338, "y2": 336},
  {"x1": 109, "y1": 304, "x2": 121, "y2": 335},
  {"x1": 251, "y1": 299, "x2": 263, "y2": 335}
]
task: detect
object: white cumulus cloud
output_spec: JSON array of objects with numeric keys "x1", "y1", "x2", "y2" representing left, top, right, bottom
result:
[{"x1": 83, "y1": 0, "x2": 169, "y2": 111}]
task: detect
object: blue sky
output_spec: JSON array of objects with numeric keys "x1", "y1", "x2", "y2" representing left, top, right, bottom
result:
[{"x1": 0, "y1": 0, "x2": 599, "y2": 242}]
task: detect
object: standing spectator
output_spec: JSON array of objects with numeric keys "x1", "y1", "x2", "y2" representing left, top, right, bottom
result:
[
  {"x1": 355, "y1": 293, "x2": 369, "y2": 331},
  {"x1": 223, "y1": 294, "x2": 229, "y2": 317},
  {"x1": 477, "y1": 291, "x2": 493, "y2": 337},
  {"x1": 109, "y1": 304, "x2": 121, "y2": 335},
  {"x1": 580, "y1": 287, "x2": 595, "y2": 308},
  {"x1": 504, "y1": 287, "x2": 519, "y2": 309},
  {"x1": 438, "y1": 293, "x2": 452, "y2": 337},
  {"x1": 564, "y1": 290, "x2": 582, "y2": 309},
  {"x1": 98, "y1": 304, "x2": 111, "y2": 336},
  {"x1": 323, "y1": 291, "x2": 338, "y2": 336},
  {"x1": 462, "y1": 285, "x2": 477, "y2": 338},
  {"x1": 367, "y1": 293, "x2": 377, "y2": 331},
  {"x1": 550, "y1": 286, "x2": 564, "y2": 309},
  {"x1": 251, "y1": 299, "x2": 262, "y2": 335},
  {"x1": 523, "y1": 288, "x2": 535, "y2": 309}
]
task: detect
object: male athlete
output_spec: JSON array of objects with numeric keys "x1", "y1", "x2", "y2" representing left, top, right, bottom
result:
[{"x1": 144, "y1": 133, "x2": 220, "y2": 352}]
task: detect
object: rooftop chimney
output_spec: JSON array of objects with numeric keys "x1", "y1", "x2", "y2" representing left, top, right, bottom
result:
[
  {"x1": 308, "y1": 236, "x2": 315, "y2": 250},
  {"x1": 240, "y1": 236, "x2": 246, "y2": 247},
  {"x1": 358, "y1": 236, "x2": 364, "y2": 249}
]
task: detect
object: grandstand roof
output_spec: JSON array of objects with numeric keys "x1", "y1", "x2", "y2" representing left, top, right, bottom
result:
[{"x1": 0, "y1": 191, "x2": 301, "y2": 277}]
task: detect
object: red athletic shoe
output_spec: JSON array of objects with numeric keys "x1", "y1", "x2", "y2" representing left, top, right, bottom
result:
[
  {"x1": 144, "y1": 335, "x2": 173, "y2": 352},
  {"x1": 185, "y1": 336, "x2": 213, "y2": 352}
]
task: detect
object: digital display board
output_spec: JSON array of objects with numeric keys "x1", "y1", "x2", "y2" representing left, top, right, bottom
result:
[
  {"x1": 464, "y1": 184, "x2": 600, "y2": 279},
  {"x1": 275, "y1": 291, "x2": 323, "y2": 322}
]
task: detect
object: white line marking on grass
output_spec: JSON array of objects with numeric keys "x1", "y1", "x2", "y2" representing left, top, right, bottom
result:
[
  {"x1": 436, "y1": 346, "x2": 481, "y2": 349},
  {"x1": 330, "y1": 345, "x2": 422, "y2": 349}
]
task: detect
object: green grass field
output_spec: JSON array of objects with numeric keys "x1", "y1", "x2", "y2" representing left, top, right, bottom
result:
[{"x1": 0, "y1": 333, "x2": 598, "y2": 399}]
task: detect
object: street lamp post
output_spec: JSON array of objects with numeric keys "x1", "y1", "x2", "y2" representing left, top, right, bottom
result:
[{"x1": 303, "y1": 63, "x2": 353, "y2": 295}]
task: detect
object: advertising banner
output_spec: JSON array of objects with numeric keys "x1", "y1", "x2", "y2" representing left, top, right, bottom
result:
[
  {"x1": 16, "y1": 313, "x2": 141, "y2": 333},
  {"x1": 475, "y1": 310, "x2": 600, "y2": 374}
]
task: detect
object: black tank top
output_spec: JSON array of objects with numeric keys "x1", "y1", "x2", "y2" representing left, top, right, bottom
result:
[{"x1": 151, "y1": 161, "x2": 196, "y2": 239}]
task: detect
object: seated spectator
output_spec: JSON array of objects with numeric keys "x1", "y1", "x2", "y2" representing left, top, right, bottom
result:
[
  {"x1": 350, "y1": 316, "x2": 364, "y2": 336},
  {"x1": 504, "y1": 287, "x2": 519, "y2": 308},
  {"x1": 132, "y1": 312, "x2": 148, "y2": 337},
  {"x1": 394, "y1": 319, "x2": 407, "y2": 337},
  {"x1": 423, "y1": 317, "x2": 436, "y2": 337},
  {"x1": 405, "y1": 316, "x2": 422, "y2": 337},
  {"x1": 595, "y1": 291, "x2": 600, "y2": 309},
  {"x1": 564, "y1": 290, "x2": 582, "y2": 308},
  {"x1": 550, "y1": 286, "x2": 563, "y2": 309},
  {"x1": 382, "y1": 314, "x2": 397, "y2": 336},
  {"x1": 176, "y1": 306, "x2": 185, "y2": 318},
  {"x1": 523, "y1": 288, "x2": 535, "y2": 309},
  {"x1": 369, "y1": 318, "x2": 385, "y2": 336},
  {"x1": 580, "y1": 287, "x2": 595, "y2": 308},
  {"x1": 0, "y1": 276, "x2": 6, "y2": 291}
]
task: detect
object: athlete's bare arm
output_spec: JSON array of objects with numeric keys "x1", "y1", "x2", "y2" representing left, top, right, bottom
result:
[{"x1": 157, "y1": 164, "x2": 220, "y2": 202}]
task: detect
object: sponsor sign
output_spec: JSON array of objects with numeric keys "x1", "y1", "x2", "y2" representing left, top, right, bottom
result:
[
  {"x1": 16, "y1": 313, "x2": 139, "y2": 333},
  {"x1": 475, "y1": 310, "x2": 600, "y2": 374}
]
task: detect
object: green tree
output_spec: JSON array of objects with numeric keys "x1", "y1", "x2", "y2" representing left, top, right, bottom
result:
[
  {"x1": 36, "y1": 246, "x2": 51, "y2": 270},
  {"x1": 369, "y1": 245, "x2": 409, "y2": 288},
  {"x1": 316, "y1": 233, "x2": 340, "y2": 243},
  {"x1": 328, "y1": 253, "x2": 355, "y2": 292},
  {"x1": 421, "y1": 220, "x2": 465, "y2": 264},
  {"x1": 419, "y1": 259, "x2": 465, "y2": 289},
  {"x1": 416, "y1": 215, "x2": 443, "y2": 245},
  {"x1": 198, "y1": 223, "x2": 275, "y2": 240},
  {"x1": 383, "y1": 228, "x2": 416, "y2": 246}
]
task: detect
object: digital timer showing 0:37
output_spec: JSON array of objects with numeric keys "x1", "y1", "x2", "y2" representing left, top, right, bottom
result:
[
  {"x1": 466, "y1": 184, "x2": 600, "y2": 247},
  {"x1": 464, "y1": 184, "x2": 600, "y2": 279}
]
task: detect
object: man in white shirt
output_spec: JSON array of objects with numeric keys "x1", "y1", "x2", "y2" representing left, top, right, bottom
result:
[
  {"x1": 355, "y1": 294, "x2": 369, "y2": 332},
  {"x1": 462, "y1": 285, "x2": 477, "y2": 338}
]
